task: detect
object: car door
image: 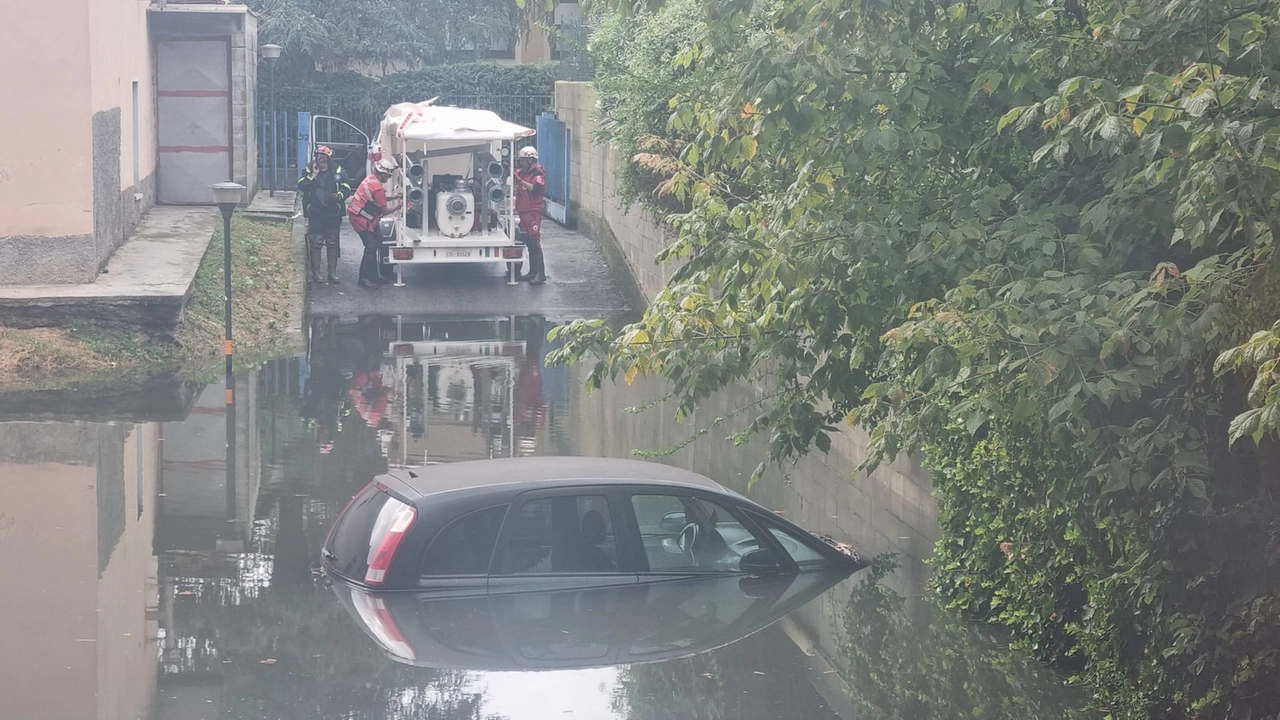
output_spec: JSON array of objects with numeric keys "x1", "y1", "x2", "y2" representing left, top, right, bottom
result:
[
  {"x1": 488, "y1": 487, "x2": 639, "y2": 594},
  {"x1": 311, "y1": 114, "x2": 370, "y2": 180},
  {"x1": 416, "y1": 503, "x2": 508, "y2": 596}
]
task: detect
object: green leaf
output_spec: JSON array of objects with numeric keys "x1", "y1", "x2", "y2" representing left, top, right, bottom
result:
[
  {"x1": 965, "y1": 410, "x2": 988, "y2": 435},
  {"x1": 1099, "y1": 115, "x2": 1127, "y2": 142},
  {"x1": 997, "y1": 106, "x2": 1030, "y2": 134},
  {"x1": 1047, "y1": 395, "x2": 1075, "y2": 420},
  {"x1": 1187, "y1": 477, "x2": 1208, "y2": 500}
]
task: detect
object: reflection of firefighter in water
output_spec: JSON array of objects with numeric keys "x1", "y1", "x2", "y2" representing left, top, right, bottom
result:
[
  {"x1": 304, "y1": 319, "x2": 348, "y2": 455},
  {"x1": 347, "y1": 370, "x2": 390, "y2": 428},
  {"x1": 514, "y1": 317, "x2": 547, "y2": 451}
]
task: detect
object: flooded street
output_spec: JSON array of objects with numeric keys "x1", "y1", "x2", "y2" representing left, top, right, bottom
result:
[{"x1": 0, "y1": 314, "x2": 1088, "y2": 719}]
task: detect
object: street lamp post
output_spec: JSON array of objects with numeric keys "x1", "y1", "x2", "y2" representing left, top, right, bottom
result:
[
  {"x1": 212, "y1": 181, "x2": 245, "y2": 506},
  {"x1": 261, "y1": 44, "x2": 282, "y2": 197}
]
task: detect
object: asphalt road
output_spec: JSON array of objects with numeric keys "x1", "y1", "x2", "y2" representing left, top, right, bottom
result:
[{"x1": 307, "y1": 221, "x2": 633, "y2": 318}]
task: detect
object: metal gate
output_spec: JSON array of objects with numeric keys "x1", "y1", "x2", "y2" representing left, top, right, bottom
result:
[
  {"x1": 536, "y1": 112, "x2": 570, "y2": 224},
  {"x1": 156, "y1": 40, "x2": 232, "y2": 204}
]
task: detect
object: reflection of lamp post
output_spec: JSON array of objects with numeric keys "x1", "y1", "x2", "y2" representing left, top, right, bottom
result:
[
  {"x1": 212, "y1": 181, "x2": 245, "y2": 503},
  {"x1": 261, "y1": 44, "x2": 282, "y2": 197}
]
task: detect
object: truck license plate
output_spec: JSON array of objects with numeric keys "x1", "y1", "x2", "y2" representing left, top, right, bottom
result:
[{"x1": 445, "y1": 249, "x2": 473, "y2": 258}]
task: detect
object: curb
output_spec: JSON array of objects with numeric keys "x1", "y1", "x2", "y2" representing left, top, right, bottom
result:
[{"x1": 286, "y1": 202, "x2": 307, "y2": 350}]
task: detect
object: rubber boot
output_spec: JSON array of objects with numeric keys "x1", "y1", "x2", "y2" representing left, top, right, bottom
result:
[
  {"x1": 377, "y1": 253, "x2": 394, "y2": 283},
  {"x1": 326, "y1": 246, "x2": 340, "y2": 284},
  {"x1": 528, "y1": 244, "x2": 546, "y2": 285},
  {"x1": 309, "y1": 245, "x2": 326, "y2": 284}
]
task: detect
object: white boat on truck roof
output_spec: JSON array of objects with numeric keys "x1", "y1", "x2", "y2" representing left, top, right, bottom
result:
[{"x1": 372, "y1": 101, "x2": 536, "y2": 287}]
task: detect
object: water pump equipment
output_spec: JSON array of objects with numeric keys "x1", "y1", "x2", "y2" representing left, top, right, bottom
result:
[
  {"x1": 406, "y1": 162, "x2": 426, "y2": 228},
  {"x1": 436, "y1": 181, "x2": 474, "y2": 238}
]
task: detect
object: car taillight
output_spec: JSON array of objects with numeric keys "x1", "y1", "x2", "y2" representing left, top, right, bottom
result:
[
  {"x1": 392, "y1": 248, "x2": 414, "y2": 260},
  {"x1": 392, "y1": 343, "x2": 414, "y2": 356},
  {"x1": 364, "y1": 497, "x2": 417, "y2": 585},
  {"x1": 501, "y1": 247, "x2": 523, "y2": 259},
  {"x1": 352, "y1": 591, "x2": 417, "y2": 661}
]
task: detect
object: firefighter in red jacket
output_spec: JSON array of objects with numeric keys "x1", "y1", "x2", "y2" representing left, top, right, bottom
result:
[{"x1": 515, "y1": 146, "x2": 548, "y2": 285}]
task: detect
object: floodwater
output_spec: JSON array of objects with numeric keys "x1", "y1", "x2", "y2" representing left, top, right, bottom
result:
[{"x1": 0, "y1": 314, "x2": 1090, "y2": 720}]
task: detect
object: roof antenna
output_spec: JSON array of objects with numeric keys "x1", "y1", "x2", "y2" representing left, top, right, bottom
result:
[{"x1": 408, "y1": 471, "x2": 418, "y2": 479}]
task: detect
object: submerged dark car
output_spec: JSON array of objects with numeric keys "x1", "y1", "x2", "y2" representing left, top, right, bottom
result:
[
  {"x1": 330, "y1": 570, "x2": 853, "y2": 667},
  {"x1": 321, "y1": 457, "x2": 863, "y2": 592}
]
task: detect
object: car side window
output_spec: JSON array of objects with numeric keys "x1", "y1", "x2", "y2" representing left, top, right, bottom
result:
[
  {"x1": 747, "y1": 513, "x2": 829, "y2": 568},
  {"x1": 630, "y1": 494, "x2": 766, "y2": 572},
  {"x1": 504, "y1": 495, "x2": 619, "y2": 574},
  {"x1": 422, "y1": 505, "x2": 507, "y2": 576}
]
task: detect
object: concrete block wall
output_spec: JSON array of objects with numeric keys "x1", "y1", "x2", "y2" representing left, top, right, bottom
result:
[{"x1": 555, "y1": 81, "x2": 676, "y2": 300}]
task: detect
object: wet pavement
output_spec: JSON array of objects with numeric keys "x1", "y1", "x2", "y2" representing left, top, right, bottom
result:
[
  {"x1": 0, "y1": 221, "x2": 1091, "y2": 719},
  {"x1": 307, "y1": 223, "x2": 632, "y2": 319}
]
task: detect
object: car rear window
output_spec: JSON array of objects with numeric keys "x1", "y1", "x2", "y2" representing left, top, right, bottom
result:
[
  {"x1": 422, "y1": 505, "x2": 508, "y2": 576},
  {"x1": 325, "y1": 483, "x2": 394, "y2": 580}
]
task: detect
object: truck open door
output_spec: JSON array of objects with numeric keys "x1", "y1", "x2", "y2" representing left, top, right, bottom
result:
[{"x1": 309, "y1": 115, "x2": 370, "y2": 180}]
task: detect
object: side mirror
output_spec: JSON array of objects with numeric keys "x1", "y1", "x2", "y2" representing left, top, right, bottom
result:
[
  {"x1": 739, "y1": 548, "x2": 782, "y2": 576},
  {"x1": 660, "y1": 511, "x2": 687, "y2": 533}
]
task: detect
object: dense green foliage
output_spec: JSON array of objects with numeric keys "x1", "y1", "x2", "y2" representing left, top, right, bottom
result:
[
  {"x1": 260, "y1": 63, "x2": 558, "y2": 131},
  {"x1": 552, "y1": 0, "x2": 1280, "y2": 716},
  {"x1": 587, "y1": 0, "x2": 718, "y2": 211},
  {"x1": 248, "y1": 0, "x2": 534, "y2": 72},
  {"x1": 263, "y1": 62, "x2": 557, "y2": 109}
]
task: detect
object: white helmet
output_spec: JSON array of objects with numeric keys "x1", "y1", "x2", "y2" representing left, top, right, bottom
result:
[
  {"x1": 518, "y1": 146, "x2": 539, "y2": 159},
  {"x1": 374, "y1": 157, "x2": 398, "y2": 174}
]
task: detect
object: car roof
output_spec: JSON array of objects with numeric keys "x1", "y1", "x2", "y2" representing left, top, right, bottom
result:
[{"x1": 384, "y1": 456, "x2": 729, "y2": 500}]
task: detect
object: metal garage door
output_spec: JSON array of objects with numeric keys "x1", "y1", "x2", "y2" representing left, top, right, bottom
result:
[{"x1": 156, "y1": 40, "x2": 231, "y2": 204}]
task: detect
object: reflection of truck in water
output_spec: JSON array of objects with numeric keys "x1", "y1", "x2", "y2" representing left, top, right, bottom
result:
[{"x1": 381, "y1": 316, "x2": 543, "y2": 467}]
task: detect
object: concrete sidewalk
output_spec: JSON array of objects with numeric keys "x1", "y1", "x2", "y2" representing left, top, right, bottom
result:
[
  {"x1": 245, "y1": 190, "x2": 298, "y2": 223},
  {"x1": 0, "y1": 207, "x2": 216, "y2": 334}
]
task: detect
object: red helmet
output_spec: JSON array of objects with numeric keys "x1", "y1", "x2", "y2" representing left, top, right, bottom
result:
[{"x1": 315, "y1": 145, "x2": 334, "y2": 158}]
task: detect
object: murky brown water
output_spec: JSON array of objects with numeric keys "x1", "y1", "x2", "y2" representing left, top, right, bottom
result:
[{"x1": 0, "y1": 314, "x2": 1089, "y2": 719}]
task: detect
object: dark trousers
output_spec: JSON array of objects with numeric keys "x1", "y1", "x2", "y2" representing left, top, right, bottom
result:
[
  {"x1": 518, "y1": 210, "x2": 544, "y2": 279},
  {"x1": 357, "y1": 230, "x2": 382, "y2": 283}
]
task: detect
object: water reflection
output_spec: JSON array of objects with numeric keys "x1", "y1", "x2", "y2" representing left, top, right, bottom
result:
[
  {"x1": 0, "y1": 314, "x2": 1088, "y2": 719},
  {"x1": 330, "y1": 572, "x2": 850, "y2": 670}
]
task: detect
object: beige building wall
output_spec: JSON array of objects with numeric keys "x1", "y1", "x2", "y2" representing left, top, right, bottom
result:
[
  {"x1": 89, "y1": 0, "x2": 159, "y2": 277},
  {"x1": 0, "y1": 0, "x2": 155, "y2": 286},
  {"x1": 516, "y1": 24, "x2": 553, "y2": 64},
  {"x1": 0, "y1": 461, "x2": 99, "y2": 720},
  {"x1": 0, "y1": 2, "x2": 255, "y2": 287},
  {"x1": 0, "y1": 422, "x2": 161, "y2": 720},
  {"x1": 0, "y1": 0, "x2": 94, "y2": 240}
]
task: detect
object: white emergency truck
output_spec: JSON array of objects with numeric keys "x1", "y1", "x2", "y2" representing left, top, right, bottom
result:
[{"x1": 370, "y1": 101, "x2": 536, "y2": 286}]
